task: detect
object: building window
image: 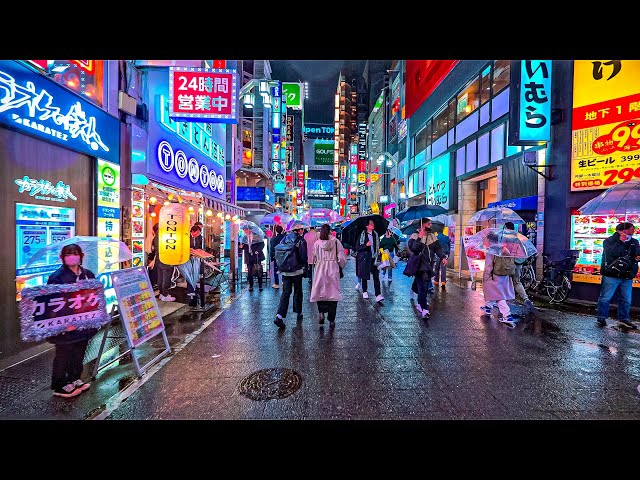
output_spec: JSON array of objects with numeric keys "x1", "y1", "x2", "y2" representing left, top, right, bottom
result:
[
  {"x1": 432, "y1": 105, "x2": 449, "y2": 143},
  {"x1": 480, "y1": 64, "x2": 491, "y2": 106},
  {"x1": 414, "y1": 124, "x2": 429, "y2": 155},
  {"x1": 456, "y1": 75, "x2": 480, "y2": 123},
  {"x1": 492, "y1": 60, "x2": 511, "y2": 96}
]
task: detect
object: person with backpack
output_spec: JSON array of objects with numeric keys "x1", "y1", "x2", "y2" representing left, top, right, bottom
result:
[
  {"x1": 480, "y1": 232, "x2": 516, "y2": 328},
  {"x1": 270, "y1": 224, "x2": 285, "y2": 289},
  {"x1": 504, "y1": 222, "x2": 535, "y2": 311},
  {"x1": 240, "y1": 227, "x2": 266, "y2": 292},
  {"x1": 273, "y1": 223, "x2": 308, "y2": 329},
  {"x1": 596, "y1": 222, "x2": 640, "y2": 328}
]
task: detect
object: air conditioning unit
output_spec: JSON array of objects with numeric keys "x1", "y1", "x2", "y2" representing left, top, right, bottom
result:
[{"x1": 118, "y1": 91, "x2": 138, "y2": 116}]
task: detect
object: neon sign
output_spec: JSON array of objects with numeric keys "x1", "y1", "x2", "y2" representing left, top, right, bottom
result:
[
  {"x1": 157, "y1": 140, "x2": 225, "y2": 195},
  {"x1": 15, "y1": 176, "x2": 77, "y2": 202},
  {"x1": 0, "y1": 61, "x2": 119, "y2": 163}
]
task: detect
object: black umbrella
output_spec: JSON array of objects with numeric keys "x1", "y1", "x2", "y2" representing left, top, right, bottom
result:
[
  {"x1": 341, "y1": 214, "x2": 389, "y2": 249},
  {"x1": 395, "y1": 204, "x2": 447, "y2": 223},
  {"x1": 400, "y1": 219, "x2": 445, "y2": 236}
]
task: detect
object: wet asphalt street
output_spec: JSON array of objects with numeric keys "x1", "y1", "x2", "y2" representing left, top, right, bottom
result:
[{"x1": 96, "y1": 257, "x2": 640, "y2": 420}]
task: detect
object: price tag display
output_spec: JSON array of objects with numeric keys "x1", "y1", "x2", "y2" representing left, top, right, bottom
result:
[{"x1": 18, "y1": 227, "x2": 47, "y2": 266}]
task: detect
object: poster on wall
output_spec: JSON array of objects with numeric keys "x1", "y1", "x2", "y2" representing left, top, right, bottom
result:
[
  {"x1": 425, "y1": 153, "x2": 450, "y2": 209},
  {"x1": 570, "y1": 213, "x2": 640, "y2": 288},
  {"x1": 15, "y1": 203, "x2": 76, "y2": 300},
  {"x1": 571, "y1": 60, "x2": 640, "y2": 192}
]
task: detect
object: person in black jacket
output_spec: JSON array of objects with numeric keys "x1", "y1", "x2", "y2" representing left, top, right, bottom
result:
[
  {"x1": 355, "y1": 220, "x2": 383, "y2": 302},
  {"x1": 47, "y1": 244, "x2": 97, "y2": 398},
  {"x1": 148, "y1": 223, "x2": 175, "y2": 302},
  {"x1": 274, "y1": 224, "x2": 308, "y2": 328},
  {"x1": 241, "y1": 227, "x2": 266, "y2": 292},
  {"x1": 596, "y1": 222, "x2": 640, "y2": 328},
  {"x1": 270, "y1": 224, "x2": 285, "y2": 289},
  {"x1": 407, "y1": 218, "x2": 447, "y2": 319}
]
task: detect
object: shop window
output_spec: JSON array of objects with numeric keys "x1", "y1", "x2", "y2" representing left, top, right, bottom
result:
[
  {"x1": 492, "y1": 60, "x2": 511, "y2": 96},
  {"x1": 414, "y1": 124, "x2": 429, "y2": 155},
  {"x1": 456, "y1": 75, "x2": 480, "y2": 123},
  {"x1": 431, "y1": 105, "x2": 449, "y2": 143},
  {"x1": 466, "y1": 139, "x2": 477, "y2": 172},
  {"x1": 456, "y1": 148, "x2": 466, "y2": 177},
  {"x1": 414, "y1": 150, "x2": 426, "y2": 169},
  {"x1": 477, "y1": 176, "x2": 498, "y2": 209},
  {"x1": 478, "y1": 132, "x2": 490, "y2": 168},
  {"x1": 480, "y1": 64, "x2": 491, "y2": 106},
  {"x1": 491, "y1": 123, "x2": 505, "y2": 163}
]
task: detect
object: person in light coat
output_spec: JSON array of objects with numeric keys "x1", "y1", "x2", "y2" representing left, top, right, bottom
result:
[
  {"x1": 481, "y1": 232, "x2": 516, "y2": 328},
  {"x1": 310, "y1": 223, "x2": 347, "y2": 327}
]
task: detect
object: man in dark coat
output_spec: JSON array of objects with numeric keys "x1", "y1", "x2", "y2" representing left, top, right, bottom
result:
[
  {"x1": 596, "y1": 222, "x2": 640, "y2": 328},
  {"x1": 407, "y1": 218, "x2": 447, "y2": 319},
  {"x1": 241, "y1": 228, "x2": 265, "y2": 292},
  {"x1": 355, "y1": 219, "x2": 383, "y2": 303}
]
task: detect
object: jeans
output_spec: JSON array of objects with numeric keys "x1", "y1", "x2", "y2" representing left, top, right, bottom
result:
[
  {"x1": 597, "y1": 276, "x2": 633, "y2": 321},
  {"x1": 277, "y1": 273, "x2": 304, "y2": 318},
  {"x1": 510, "y1": 264, "x2": 529, "y2": 302},
  {"x1": 271, "y1": 260, "x2": 279, "y2": 286},
  {"x1": 156, "y1": 265, "x2": 172, "y2": 296},
  {"x1": 51, "y1": 339, "x2": 89, "y2": 390},
  {"x1": 434, "y1": 259, "x2": 446, "y2": 283},
  {"x1": 247, "y1": 264, "x2": 263, "y2": 289},
  {"x1": 412, "y1": 271, "x2": 429, "y2": 310},
  {"x1": 361, "y1": 261, "x2": 381, "y2": 296}
]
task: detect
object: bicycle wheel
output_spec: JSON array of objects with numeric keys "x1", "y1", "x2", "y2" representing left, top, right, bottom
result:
[
  {"x1": 521, "y1": 266, "x2": 536, "y2": 291},
  {"x1": 547, "y1": 275, "x2": 571, "y2": 303}
]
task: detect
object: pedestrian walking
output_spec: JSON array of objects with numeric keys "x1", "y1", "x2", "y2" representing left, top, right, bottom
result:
[
  {"x1": 46, "y1": 244, "x2": 97, "y2": 398},
  {"x1": 304, "y1": 226, "x2": 319, "y2": 285},
  {"x1": 433, "y1": 228, "x2": 451, "y2": 289},
  {"x1": 149, "y1": 223, "x2": 176, "y2": 302},
  {"x1": 270, "y1": 224, "x2": 285, "y2": 289},
  {"x1": 310, "y1": 224, "x2": 347, "y2": 328},
  {"x1": 595, "y1": 222, "x2": 639, "y2": 328},
  {"x1": 380, "y1": 229, "x2": 400, "y2": 284},
  {"x1": 240, "y1": 227, "x2": 265, "y2": 292},
  {"x1": 503, "y1": 222, "x2": 535, "y2": 310},
  {"x1": 406, "y1": 218, "x2": 447, "y2": 319},
  {"x1": 480, "y1": 232, "x2": 517, "y2": 327},
  {"x1": 355, "y1": 219, "x2": 384, "y2": 303},
  {"x1": 186, "y1": 224, "x2": 204, "y2": 306},
  {"x1": 274, "y1": 223, "x2": 308, "y2": 328}
]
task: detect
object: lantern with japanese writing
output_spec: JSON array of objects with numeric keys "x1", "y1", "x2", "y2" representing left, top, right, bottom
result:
[{"x1": 158, "y1": 203, "x2": 190, "y2": 265}]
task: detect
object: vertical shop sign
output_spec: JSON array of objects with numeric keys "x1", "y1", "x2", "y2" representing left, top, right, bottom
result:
[
  {"x1": 130, "y1": 187, "x2": 145, "y2": 268},
  {"x1": 508, "y1": 60, "x2": 552, "y2": 146},
  {"x1": 158, "y1": 203, "x2": 190, "y2": 266},
  {"x1": 96, "y1": 160, "x2": 121, "y2": 310}
]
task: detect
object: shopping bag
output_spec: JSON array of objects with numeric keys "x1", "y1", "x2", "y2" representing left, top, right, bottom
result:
[{"x1": 388, "y1": 255, "x2": 396, "y2": 269}]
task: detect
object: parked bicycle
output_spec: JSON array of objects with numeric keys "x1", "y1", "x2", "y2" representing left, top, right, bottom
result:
[{"x1": 521, "y1": 250, "x2": 579, "y2": 304}]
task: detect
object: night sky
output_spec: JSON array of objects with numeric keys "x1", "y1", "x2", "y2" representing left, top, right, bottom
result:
[{"x1": 270, "y1": 60, "x2": 390, "y2": 124}]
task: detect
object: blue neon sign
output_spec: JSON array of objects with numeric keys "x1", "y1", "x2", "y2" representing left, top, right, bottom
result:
[
  {"x1": 509, "y1": 60, "x2": 552, "y2": 146},
  {"x1": 0, "y1": 61, "x2": 120, "y2": 163}
]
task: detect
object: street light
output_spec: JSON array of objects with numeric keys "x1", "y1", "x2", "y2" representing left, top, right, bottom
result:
[{"x1": 376, "y1": 152, "x2": 398, "y2": 207}]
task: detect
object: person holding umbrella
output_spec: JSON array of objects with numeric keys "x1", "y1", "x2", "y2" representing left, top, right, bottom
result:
[
  {"x1": 480, "y1": 232, "x2": 516, "y2": 328},
  {"x1": 380, "y1": 229, "x2": 400, "y2": 284},
  {"x1": 240, "y1": 226, "x2": 265, "y2": 292},
  {"x1": 355, "y1": 219, "x2": 384, "y2": 302}
]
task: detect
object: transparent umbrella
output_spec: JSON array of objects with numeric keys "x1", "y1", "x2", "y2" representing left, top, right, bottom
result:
[
  {"x1": 259, "y1": 212, "x2": 295, "y2": 227},
  {"x1": 23, "y1": 235, "x2": 133, "y2": 274},
  {"x1": 238, "y1": 220, "x2": 265, "y2": 244},
  {"x1": 299, "y1": 208, "x2": 345, "y2": 225},
  {"x1": 467, "y1": 206, "x2": 526, "y2": 228},
  {"x1": 578, "y1": 179, "x2": 640, "y2": 215},
  {"x1": 463, "y1": 227, "x2": 537, "y2": 258},
  {"x1": 177, "y1": 256, "x2": 201, "y2": 292}
]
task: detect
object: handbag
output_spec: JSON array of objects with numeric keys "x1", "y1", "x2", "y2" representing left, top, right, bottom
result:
[{"x1": 334, "y1": 241, "x2": 344, "y2": 278}]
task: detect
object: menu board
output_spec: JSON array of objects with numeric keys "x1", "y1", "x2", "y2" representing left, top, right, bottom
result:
[
  {"x1": 131, "y1": 187, "x2": 146, "y2": 268},
  {"x1": 570, "y1": 213, "x2": 640, "y2": 288},
  {"x1": 111, "y1": 267, "x2": 165, "y2": 347}
]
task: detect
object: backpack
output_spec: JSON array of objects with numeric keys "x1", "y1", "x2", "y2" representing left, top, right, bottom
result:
[
  {"x1": 492, "y1": 256, "x2": 516, "y2": 277},
  {"x1": 275, "y1": 234, "x2": 303, "y2": 273}
]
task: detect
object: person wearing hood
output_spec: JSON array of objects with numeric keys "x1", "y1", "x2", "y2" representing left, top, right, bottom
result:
[
  {"x1": 310, "y1": 224, "x2": 347, "y2": 327},
  {"x1": 596, "y1": 222, "x2": 640, "y2": 328}
]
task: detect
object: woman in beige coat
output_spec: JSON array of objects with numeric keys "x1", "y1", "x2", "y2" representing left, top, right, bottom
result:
[{"x1": 310, "y1": 223, "x2": 347, "y2": 327}]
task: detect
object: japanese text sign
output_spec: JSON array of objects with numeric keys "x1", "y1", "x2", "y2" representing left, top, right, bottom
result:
[
  {"x1": 508, "y1": 60, "x2": 552, "y2": 146},
  {"x1": 425, "y1": 152, "x2": 450, "y2": 209},
  {"x1": 571, "y1": 60, "x2": 640, "y2": 191},
  {"x1": 282, "y1": 83, "x2": 303, "y2": 110},
  {"x1": 19, "y1": 280, "x2": 109, "y2": 342},
  {"x1": 169, "y1": 67, "x2": 238, "y2": 123}
]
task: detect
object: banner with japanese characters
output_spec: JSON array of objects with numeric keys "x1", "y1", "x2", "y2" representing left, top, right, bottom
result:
[
  {"x1": 168, "y1": 67, "x2": 238, "y2": 124},
  {"x1": 19, "y1": 279, "x2": 109, "y2": 342},
  {"x1": 571, "y1": 60, "x2": 640, "y2": 191}
]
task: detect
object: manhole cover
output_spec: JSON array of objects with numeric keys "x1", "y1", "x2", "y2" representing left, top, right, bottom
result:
[{"x1": 237, "y1": 368, "x2": 303, "y2": 401}]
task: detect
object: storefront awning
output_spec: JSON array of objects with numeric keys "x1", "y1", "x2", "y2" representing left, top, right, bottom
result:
[
  {"x1": 204, "y1": 196, "x2": 245, "y2": 217},
  {"x1": 489, "y1": 195, "x2": 538, "y2": 211}
]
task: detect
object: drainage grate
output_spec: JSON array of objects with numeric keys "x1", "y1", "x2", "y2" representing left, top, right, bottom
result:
[{"x1": 237, "y1": 368, "x2": 303, "y2": 401}]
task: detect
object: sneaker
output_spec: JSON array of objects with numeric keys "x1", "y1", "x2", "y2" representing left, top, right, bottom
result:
[
  {"x1": 499, "y1": 315, "x2": 516, "y2": 328},
  {"x1": 159, "y1": 294, "x2": 175, "y2": 302},
  {"x1": 617, "y1": 319, "x2": 637, "y2": 329},
  {"x1": 73, "y1": 379, "x2": 91, "y2": 392},
  {"x1": 53, "y1": 383, "x2": 82, "y2": 398},
  {"x1": 433, "y1": 281, "x2": 439, "y2": 286},
  {"x1": 259, "y1": 287, "x2": 263, "y2": 292},
  {"x1": 415, "y1": 302, "x2": 424, "y2": 313},
  {"x1": 355, "y1": 282, "x2": 362, "y2": 291},
  {"x1": 480, "y1": 305, "x2": 493, "y2": 315},
  {"x1": 272, "y1": 284, "x2": 280, "y2": 289},
  {"x1": 441, "y1": 282, "x2": 446, "y2": 289},
  {"x1": 421, "y1": 308, "x2": 430, "y2": 319},
  {"x1": 362, "y1": 292, "x2": 369, "y2": 299},
  {"x1": 375, "y1": 294, "x2": 384, "y2": 303},
  {"x1": 274, "y1": 314, "x2": 285, "y2": 329},
  {"x1": 596, "y1": 317, "x2": 607, "y2": 327},
  {"x1": 248, "y1": 287, "x2": 253, "y2": 292}
]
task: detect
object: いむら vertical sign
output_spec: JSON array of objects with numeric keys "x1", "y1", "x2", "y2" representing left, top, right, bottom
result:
[
  {"x1": 508, "y1": 60, "x2": 552, "y2": 146},
  {"x1": 571, "y1": 60, "x2": 640, "y2": 191},
  {"x1": 168, "y1": 67, "x2": 238, "y2": 123},
  {"x1": 96, "y1": 159, "x2": 121, "y2": 311}
]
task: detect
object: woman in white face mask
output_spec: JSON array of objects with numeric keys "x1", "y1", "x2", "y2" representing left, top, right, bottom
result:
[{"x1": 46, "y1": 244, "x2": 97, "y2": 398}]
